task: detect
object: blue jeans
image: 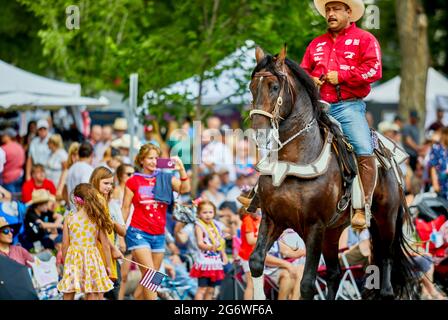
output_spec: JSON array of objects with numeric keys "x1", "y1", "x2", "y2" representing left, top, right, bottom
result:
[
  {"x1": 328, "y1": 100, "x2": 373, "y2": 156},
  {"x1": 3, "y1": 175, "x2": 23, "y2": 194}
]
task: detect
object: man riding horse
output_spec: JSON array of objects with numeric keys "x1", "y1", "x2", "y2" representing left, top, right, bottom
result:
[
  {"x1": 240, "y1": 0, "x2": 381, "y2": 231},
  {"x1": 301, "y1": 0, "x2": 382, "y2": 230}
]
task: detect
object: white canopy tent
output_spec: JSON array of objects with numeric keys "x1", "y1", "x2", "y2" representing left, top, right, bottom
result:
[
  {"x1": 0, "y1": 59, "x2": 108, "y2": 110},
  {"x1": 143, "y1": 40, "x2": 256, "y2": 107},
  {"x1": 365, "y1": 68, "x2": 448, "y2": 128}
]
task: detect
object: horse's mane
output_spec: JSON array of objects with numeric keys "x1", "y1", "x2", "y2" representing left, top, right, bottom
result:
[{"x1": 251, "y1": 54, "x2": 322, "y2": 121}]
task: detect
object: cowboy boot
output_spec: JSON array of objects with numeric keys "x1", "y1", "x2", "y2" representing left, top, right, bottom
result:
[
  {"x1": 237, "y1": 185, "x2": 260, "y2": 213},
  {"x1": 351, "y1": 156, "x2": 377, "y2": 230},
  {"x1": 237, "y1": 195, "x2": 252, "y2": 208}
]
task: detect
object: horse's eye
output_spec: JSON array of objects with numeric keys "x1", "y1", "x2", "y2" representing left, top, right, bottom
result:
[{"x1": 272, "y1": 84, "x2": 279, "y2": 91}]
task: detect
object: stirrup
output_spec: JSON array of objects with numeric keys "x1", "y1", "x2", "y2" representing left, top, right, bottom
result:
[{"x1": 365, "y1": 203, "x2": 372, "y2": 228}]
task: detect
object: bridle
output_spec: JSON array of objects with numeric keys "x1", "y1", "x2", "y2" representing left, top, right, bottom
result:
[{"x1": 249, "y1": 67, "x2": 316, "y2": 152}]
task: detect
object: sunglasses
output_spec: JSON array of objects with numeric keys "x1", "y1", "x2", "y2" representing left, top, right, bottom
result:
[{"x1": 1, "y1": 227, "x2": 14, "y2": 235}]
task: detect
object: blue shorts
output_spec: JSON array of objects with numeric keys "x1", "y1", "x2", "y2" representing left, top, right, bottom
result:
[
  {"x1": 125, "y1": 226, "x2": 166, "y2": 253},
  {"x1": 329, "y1": 100, "x2": 373, "y2": 156}
]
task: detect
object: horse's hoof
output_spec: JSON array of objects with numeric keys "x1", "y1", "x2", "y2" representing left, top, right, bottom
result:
[
  {"x1": 253, "y1": 292, "x2": 266, "y2": 300},
  {"x1": 380, "y1": 288, "x2": 394, "y2": 300}
]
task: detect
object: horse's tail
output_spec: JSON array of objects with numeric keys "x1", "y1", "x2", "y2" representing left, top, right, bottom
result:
[
  {"x1": 367, "y1": 204, "x2": 420, "y2": 299},
  {"x1": 390, "y1": 204, "x2": 420, "y2": 299}
]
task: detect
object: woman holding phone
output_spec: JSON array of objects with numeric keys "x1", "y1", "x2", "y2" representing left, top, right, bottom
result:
[{"x1": 122, "y1": 143, "x2": 190, "y2": 300}]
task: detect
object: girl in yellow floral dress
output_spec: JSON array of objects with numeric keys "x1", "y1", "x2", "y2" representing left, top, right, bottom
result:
[{"x1": 57, "y1": 183, "x2": 115, "y2": 300}]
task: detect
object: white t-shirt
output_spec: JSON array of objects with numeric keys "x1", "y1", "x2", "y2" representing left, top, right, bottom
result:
[
  {"x1": 45, "y1": 149, "x2": 68, "y2": 186},
  {"x1": 226, "y1": 185, "x2": 243, "y2": 209},
  {"x1": 201, "y1": 190, "x2": 226, "y2": 209},
  {"x1": 93, "y1": 141, "x2": 109, "y2": 167},
  {"x1": 201, "y1": 141, "x2": 236, "y2": 181},
  {"x1": 66, "y1": 161, "x2": 94, "y2": 199},
  {"x1": 280, "y1": 229, "x2": 306, "y2": 265},
  {"x1": 181, "y1": 223, "x2": 200, "y2": 257},
  {"x1": 108, "y1": 200, "x2": 125, "y2": 246},
  {"x1": 29, "y1": 136, "x2": 51, "y2": 165}
]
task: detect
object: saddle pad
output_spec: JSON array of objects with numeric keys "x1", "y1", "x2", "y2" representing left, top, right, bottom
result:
[{"x1": 373, "y1": 131, "x2": 409, "y2": 165}]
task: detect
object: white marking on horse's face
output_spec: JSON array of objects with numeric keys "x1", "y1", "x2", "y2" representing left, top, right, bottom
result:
[{"x1": 255, "y1": 128, "x2": 271, "y2": 147}]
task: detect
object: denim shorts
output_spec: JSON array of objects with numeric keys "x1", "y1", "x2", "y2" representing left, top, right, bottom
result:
[
  {"x1": 329, "y1": 100, "x2": 373, "y2": 156},
  {"x1": 125, "y1": 226, "x2": 166, "y2": 253}
]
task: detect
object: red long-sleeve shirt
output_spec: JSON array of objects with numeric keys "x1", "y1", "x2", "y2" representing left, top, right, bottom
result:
[{"x1": 300, "y1": 23, "x2": 382, "y2": 103}]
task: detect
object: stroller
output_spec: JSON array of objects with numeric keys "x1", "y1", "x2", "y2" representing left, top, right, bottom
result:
[{"x1": 29, "y1": 251, "x2": 62, "y2": 300}]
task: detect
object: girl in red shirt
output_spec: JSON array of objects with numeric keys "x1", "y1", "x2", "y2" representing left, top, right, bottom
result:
[
  {"x1": 122, "y1": 143, "x2": 190, "y2": 300},
  {"x1": 238, "y1": 207, "x2": 261, "y2": 300}
]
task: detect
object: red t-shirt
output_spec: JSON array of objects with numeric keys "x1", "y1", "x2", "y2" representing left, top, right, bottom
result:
[
  {"x1": 238, "y1": 214, "x2": 261, "y2": 261},
  {"x1": 300, "y1": 23, "x2": 382, "y2": 103},
  {"x1": 21, "y1": 179, "x2": 57, "y2": 203},
  {"x1": 126, "y1": 175, "x2": 168, "y2": 235},
  {"x1": 1, "y1": 142, "x2": 25, "y2": 183}
]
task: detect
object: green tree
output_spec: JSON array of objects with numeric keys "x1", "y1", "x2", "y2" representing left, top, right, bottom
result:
[{"x1": 0, "y1": 0, "x2": 46, "y2": 74}]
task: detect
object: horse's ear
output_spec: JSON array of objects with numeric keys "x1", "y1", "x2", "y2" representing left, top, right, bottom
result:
[
  {"x1": 255, "y1": 46, "x2": 265, "y2": 64},
  {"x1": 276, "y1": 44, "x2": 287, "y2": 66}
]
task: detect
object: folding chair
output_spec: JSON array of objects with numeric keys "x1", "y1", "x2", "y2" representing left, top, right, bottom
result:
[
  {"x1": 336, "y1": 249, "x2": 363, "y2": 300},
  {"x1": 233, "y1": 260, "x2": 246, "y2": 299},
  {"x1": 314, "y1": 256, "x2": 328, "y2": 300},
  {"x1": 263, "y1": 274, "x2": 279, "y2": 300},
  {"x1": 158, "y1": 277, "x2": 193, "y2": 300},
  {"x1": 29, "y1": 252, "x2": 62, "y2": 300}
]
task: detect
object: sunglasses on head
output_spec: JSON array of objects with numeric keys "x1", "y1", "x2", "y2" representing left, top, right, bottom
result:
[{"x1": 1, "y1": 227, "x2": 14, "y2": 235}]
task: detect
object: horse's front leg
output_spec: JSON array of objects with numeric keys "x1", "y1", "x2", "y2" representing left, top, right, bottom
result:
[
  {"x1": 249, "y1": 212, "x2": 282, "y2": 300},
  {"x1": 322, "y1": 226, "x2": 345, "y2": 300},
  {"x1": 301, "y1": 222, "x2": 325, "y2": 300}
]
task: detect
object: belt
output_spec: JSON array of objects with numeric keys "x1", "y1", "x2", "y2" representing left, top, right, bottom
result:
[{"x1": 335, "y1": 84, "x2": 360, "y2": 103}]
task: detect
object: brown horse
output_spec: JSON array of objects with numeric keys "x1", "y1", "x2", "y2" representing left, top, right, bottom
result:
[{"x1": 248, "y1": 46, "x2": 417, "y2": 300}]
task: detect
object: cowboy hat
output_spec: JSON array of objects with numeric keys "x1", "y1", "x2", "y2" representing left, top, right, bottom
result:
[
  {"x1": 314, "y1": 0, "x2": 365, "y2": 22},
  {"x1": 113, "y1": 118, "x2": 128, "y2": 131},
  {"x1": 37, "y1": 119, "x2": 49, "y2": 130},
  {"x1": 0, "y1": 217, "x2": 10, "y2": 229},
  {"x1": 26, "y1": 189, "x2": 55, "y2": 206},
  {"x1": 111, "y1": 134, "x2": 142, "y2": 150},
  {"x1": 0, "y1": 216, "x2": 21, "y2": 235},
  {"x1": 378, "y1": 121, "x2": 400, "y2": 134}
]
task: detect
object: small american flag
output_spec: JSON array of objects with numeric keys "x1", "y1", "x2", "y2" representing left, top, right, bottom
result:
[{"x1": 139, "y1": 268, "x2": 166, "y2": 292}]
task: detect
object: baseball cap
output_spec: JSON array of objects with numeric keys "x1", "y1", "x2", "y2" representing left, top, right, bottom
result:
[
  {"x1": 0, "y1": 128, "x2": 17, "y2": 137},
  {"x1": 37, "y1": 119, "x2": 49, "y2": 130},
  {"x1": 409, "y1": 110, "x2": 419, "y2": 119}
]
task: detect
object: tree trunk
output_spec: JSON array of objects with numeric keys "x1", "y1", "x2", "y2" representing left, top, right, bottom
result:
[{"x1": 396, "y1": 0, "x2": 429, "y2": 129}]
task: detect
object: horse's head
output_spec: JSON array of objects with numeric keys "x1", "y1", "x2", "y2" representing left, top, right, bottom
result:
[
  {"x1": 249, "y1": 46, "x2": 297, "y2": 148},
  {"x1": 249, "y1": 45, "x2": 320, "y2": 151}
]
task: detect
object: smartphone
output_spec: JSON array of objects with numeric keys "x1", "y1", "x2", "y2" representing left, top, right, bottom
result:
[{"x1": 157, "y1": 158, "x2": 175, "y2": 169}]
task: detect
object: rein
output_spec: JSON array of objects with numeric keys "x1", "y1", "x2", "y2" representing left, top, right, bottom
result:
[{"x1": 249, "y1": 69, "x2": 316, "y2": 152}]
